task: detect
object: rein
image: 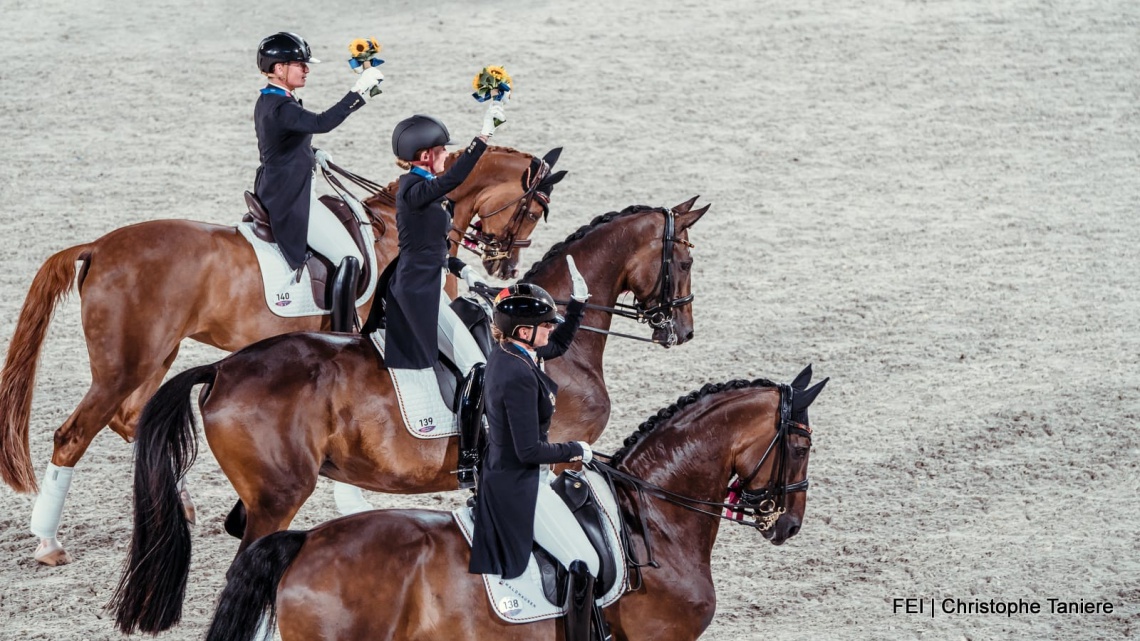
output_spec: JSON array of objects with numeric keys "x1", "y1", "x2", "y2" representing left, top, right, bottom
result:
[
  {"x1": 588, "y1": 384, "x2": 811, "y2": 586},
  {"x1": 556, "y1": 207, "x2": 694, "y2": 346},
  {"x1": 450, "y1": 158, "x2": 550, "y2": 262},
  {"x1": 320, "y1": 161, "x2": 389, "y2": 230}
]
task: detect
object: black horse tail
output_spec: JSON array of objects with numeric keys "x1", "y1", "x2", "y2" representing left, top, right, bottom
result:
[
  {"x1": 109, "y1": 363, "x2": 218, "y2": 634},
  {"x1": 205, "y1": 530, "x2": 308, "y2": 641}
]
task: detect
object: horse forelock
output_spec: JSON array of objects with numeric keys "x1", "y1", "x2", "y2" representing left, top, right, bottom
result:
[
  {"x1": 519, "y1": 205, "x2": 664, "y2": 282},
  {"x1": 608, "y1": 378, "x2": 780, "y2": 469}
]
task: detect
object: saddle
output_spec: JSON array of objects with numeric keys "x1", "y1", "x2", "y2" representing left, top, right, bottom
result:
[
  {"x1": 453, "y1": 468, "x2": 628, "y2": 625},
  {"x1": 243, "y1": 191, "x2": 375, "y2": 310},
  {"x1": 535, "y1": 470, "x2": 620, "y2": 604}
]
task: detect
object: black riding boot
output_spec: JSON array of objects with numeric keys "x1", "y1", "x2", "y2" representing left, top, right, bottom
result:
[
  {"x1": 330, "y1": 256, "x2": 360, "y2": 333},
  {"x1": 564, "y1": 560, "x2": 595, "y2": 641},
  {"x1": 455, "y1": 363, "x2": 486, "y2": 490}
]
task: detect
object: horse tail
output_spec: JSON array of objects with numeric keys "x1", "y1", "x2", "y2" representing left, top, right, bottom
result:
[
  {"x1": 205, "y1": 530, "x2": 308, "y2": 641},
  {"x1": 0, "y1": 243, "x2": 92, "y2": 493},
  {"x1": 110, "y1": 363, "x2": 218, "y2": 635}
]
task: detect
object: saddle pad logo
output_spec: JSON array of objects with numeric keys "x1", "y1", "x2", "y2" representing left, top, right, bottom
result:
[{"x1": 416, "y1": 416, "x2": 436, "y2": 433}]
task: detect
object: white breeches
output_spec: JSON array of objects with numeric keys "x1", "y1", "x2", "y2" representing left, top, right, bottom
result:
[
  {"x1": 533, "y1": 470, "x2": 600, "y2": 577},
  {"x1": 437, "y1": 271, "x2": 486, "y2": 375},
  {"x1": 307, "y1": 188, "x2": 362, "y2": 265}
]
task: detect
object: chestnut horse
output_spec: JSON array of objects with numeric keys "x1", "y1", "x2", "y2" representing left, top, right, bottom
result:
[
  {"x1": 111, "y1": 199, "x2": 708, "y2": 635},
  {"x1": 0, "y1": 146, "x2": 564, "y2": 564},
  {"x1": 189, "y1": 371, "x2": 826, "y2": 641}
]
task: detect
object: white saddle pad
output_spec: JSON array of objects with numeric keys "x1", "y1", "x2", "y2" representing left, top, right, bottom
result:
[
  {"x1": 453, "y1": 469, "x2": 628, "y2": 624},
  {"x1": 236, "y1": 221, "x2": 378, "y2": 318},
  {"x1": 368, "y1": 330, "x2": 458, "y2": 439}
]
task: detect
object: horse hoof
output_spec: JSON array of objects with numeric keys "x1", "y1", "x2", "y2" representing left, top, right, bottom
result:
[
  {"x1": 179, "y1": 489, "x2": 197, "y2": 526},
  {"x1": 34, "y1": 538, "x2": 72, "y2": 566}
]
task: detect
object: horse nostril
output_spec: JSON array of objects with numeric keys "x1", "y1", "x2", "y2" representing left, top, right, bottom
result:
[
  {"x1": 788, "y1": 524, "x2": 800, "y2": 538},
  {"x1": 685, "y1": 331, "x2": 694, "y2": 342}
]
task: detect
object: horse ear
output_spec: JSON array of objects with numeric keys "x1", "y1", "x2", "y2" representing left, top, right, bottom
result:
[
  {"x1": 792, "y1": 377, "x2": 829, "y2": 414},
  {"x1": 676, "y1": 202, "x2": 710, "y2": 232},
  {"x1": 542, "y1": 147, "x2": 563, "y2": 168},
  {"x1": 671, "y1": 195, "x2": 700, "y2": 214},
  {"x1": 791, "y1": 364, "x2": 813, "y2": 390},
  {"x1": 544, "y1": 170, "x2": 568, "y2": 187}
]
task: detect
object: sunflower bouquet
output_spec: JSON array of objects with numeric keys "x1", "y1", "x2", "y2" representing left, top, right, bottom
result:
[
  {"x1": 347, "y1": 37, "x2": 384, "y2": 96},
  {"x1": 471, "y1": 66, "x2": 512, "y2": 103}
]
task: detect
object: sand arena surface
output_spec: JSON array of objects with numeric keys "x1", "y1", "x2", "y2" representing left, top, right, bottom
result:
[{"x1": 1, "y1": 0, "x2": 1137, "y2": 639}]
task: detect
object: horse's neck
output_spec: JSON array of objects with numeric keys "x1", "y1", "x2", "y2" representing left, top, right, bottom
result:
[
  {"x1": 529, "y1": 243, "x2": 628, "y2": 360},
  {"x1": 618, "y1": 394, "x2": 754, "y2": 562}
]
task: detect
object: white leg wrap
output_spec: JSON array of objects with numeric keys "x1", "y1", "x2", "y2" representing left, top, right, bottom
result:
[
  {"x1": 332, "y1": 481, "x2": 373, "y2": 515},
  {"x1": 30, "y1": 463, "x2": 74, "y2": 539}
]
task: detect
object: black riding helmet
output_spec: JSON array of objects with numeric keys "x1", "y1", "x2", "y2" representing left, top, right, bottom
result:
[
  {"x1": 392, "y1": 114, "x2": 458, "y2": 162},
  {"x1": 493, "y1": 283, "x2": 564, "y2": 344},
  {"x1": 257, "y1": 32, "x2": 320, "y2": 74}
]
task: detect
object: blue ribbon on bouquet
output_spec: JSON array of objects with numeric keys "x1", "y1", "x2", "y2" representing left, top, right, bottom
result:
[{"x1": 472, "y1": 81, "x2": 512, "y2": 103}]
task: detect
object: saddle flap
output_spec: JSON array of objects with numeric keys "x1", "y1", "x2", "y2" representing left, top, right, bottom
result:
[
  {"x1": 532, "y1": 545, "x2": 567, "y2": 607},
  {"x1": 449, "y1": 295, "x2": 494, "y2": 359},
  {"x1": 551, "y1": 469, "x2": 618, "y2": 596},
  {"x1": 318, "y1": 195, "x2": 373, "y2": 298},
  {"x1": 551, "y1": 469, "x2": 592, "y2": 512}
]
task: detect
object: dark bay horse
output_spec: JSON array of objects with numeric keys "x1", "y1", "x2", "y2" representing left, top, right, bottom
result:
[
  {"x1": 187, "y1": 371, "x2": 826, "y2": 641},
  {"x1": 0, "y1": 146, "x2": 564, "y2": 564},
  {"x1": 111, "y1": 199, "x2": 708, "y2": 635}
]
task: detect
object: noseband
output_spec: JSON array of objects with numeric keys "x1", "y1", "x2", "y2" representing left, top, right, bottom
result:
[
  {"x1": 562, "y1": 207, "x2": 695, "y2": 346},
  {"x1": 450, "y1": 159, "x2": 550, "y2": 263}
]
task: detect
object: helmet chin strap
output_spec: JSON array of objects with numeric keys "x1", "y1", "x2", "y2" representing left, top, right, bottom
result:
[{"x1": 511, "y1": 326, "x2": 538, "y2": 348}]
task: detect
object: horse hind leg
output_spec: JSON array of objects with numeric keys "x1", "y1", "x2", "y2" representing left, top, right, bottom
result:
[
  {"x1": 108, "y1": 346, "x2": 200, "y2": 523},
  {"x1": 31, "y1": 368, "x2": 166, "y2": 565}
]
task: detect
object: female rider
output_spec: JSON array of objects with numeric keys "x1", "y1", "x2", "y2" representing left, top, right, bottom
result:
[
  {"x1": 468, "y1": 265, "x2": 600, "y2": 641},
  {"x1": 382, "y1": 100, "x2": 505, "y2": 377},
  {"x1": 253, "y1": 31, "x2": 384, "y2": 332}
]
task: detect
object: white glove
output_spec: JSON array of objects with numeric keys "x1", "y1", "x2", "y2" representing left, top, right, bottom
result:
[
  {"x1": 566, "y1": 255, "x2": 589, "y2": 302},
  {"x1": 352, "y1": 67, "x2": 384, "y2": 97},
  {"x1": 313, "y1": 148, "x2": 332, "y2": 171},
  {"x1": 576, "y1": 441, "x2": 593, "y2": 464},
  {"x1": 481, "y1": 102, "x2": 506, "y2": 137},
  {"x1": 459, "y1": 265, "x2": 487, "y2": 289}
]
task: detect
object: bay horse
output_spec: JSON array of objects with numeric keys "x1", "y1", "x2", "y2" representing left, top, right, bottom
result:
[
  {"x1": 191, "y1": 370, "x2": 826, "y2": 641},
  {"x1": 111, "y1": 199, "x2": 709, "y2": 635},
  {"x1": 0, "y1": 145, "x2": 565, "y2": 565}
]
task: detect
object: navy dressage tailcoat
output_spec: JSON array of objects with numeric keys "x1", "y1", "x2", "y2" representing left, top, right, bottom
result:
[
  {"x1": 383, "y1": 138, "x2": 487, "y2": 369},
  {"x1": 253, "y1": 86, "x2": 364, "y2": 269},
  {"x1": 468, "y1": 298, "x2": 587, "y2": 579}
]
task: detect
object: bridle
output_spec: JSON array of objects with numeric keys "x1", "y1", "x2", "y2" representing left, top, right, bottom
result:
[
  {"x1": 723, "y1": 383, "x2": 812, "y2": 531},
  {"x1": 558, "y1": 207, "x2": 695, "y2": 346},
  {"x1": 589, "y1": 384, "x2": 811, "y2": 585},
  {"x1": 449, "y1": 158, "x2": 551, "y2": 263}
]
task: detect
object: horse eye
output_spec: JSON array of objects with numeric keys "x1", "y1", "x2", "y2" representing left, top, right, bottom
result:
[{"x1": 679, "y1": 260, "x2": 693, "y2": 272}]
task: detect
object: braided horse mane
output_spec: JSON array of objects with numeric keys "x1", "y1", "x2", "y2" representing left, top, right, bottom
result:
[
  {"x1": 608, "y1": 378, "x2": 780, "y2": 468},
  {"x1": 519, "y1": 205, "x2": 663, "y2": 282}
]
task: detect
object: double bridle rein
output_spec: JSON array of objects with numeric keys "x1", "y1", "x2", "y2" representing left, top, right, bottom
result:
[
  {"x1": 449, "y1": 159, "x2": 551, "y2": 263},
  {"x1": 589, "y1": 384, "x2": 811, "y2": 586},
  {"x1": 560, "y1": 207, "x2": 695, "y2": 346}
]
